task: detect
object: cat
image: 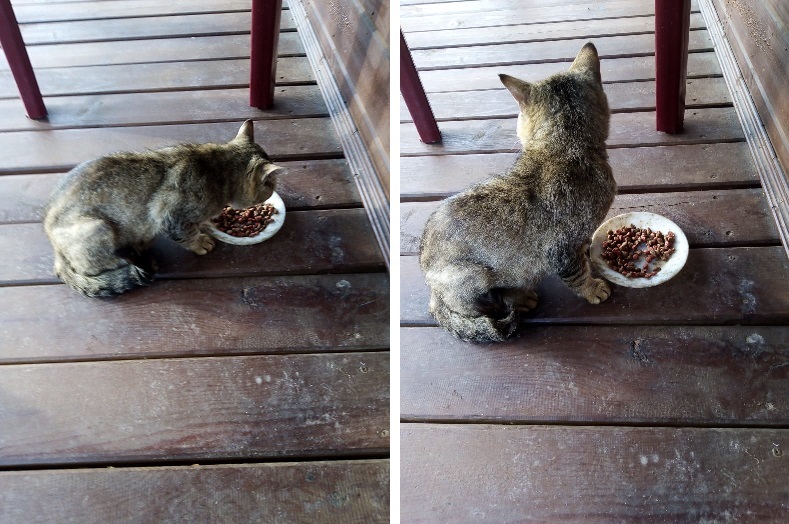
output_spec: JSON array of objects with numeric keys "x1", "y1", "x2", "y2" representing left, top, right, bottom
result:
[
  {"x1": 419, "y1": 42, "x2": 616, "y2": 343},
  {"x1": 44, "y1": 120, "x2": 284, "y2": 298}
]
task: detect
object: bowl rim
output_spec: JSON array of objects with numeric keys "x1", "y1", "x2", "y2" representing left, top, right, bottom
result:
[
  {"x1": 205, "y1": 191, "x2": 286, "y2": 245},
  {"x1": 590, "y1": 211, "x2": 689, "y2": 288}
]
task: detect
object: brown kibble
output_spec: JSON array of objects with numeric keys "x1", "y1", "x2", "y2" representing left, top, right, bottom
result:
[
  {"x1": 601, "y1": 223, "x2": 676, "y2": 279},
  {"x1": 212, "y1": 203, "x2": 277, "y2": 238}
]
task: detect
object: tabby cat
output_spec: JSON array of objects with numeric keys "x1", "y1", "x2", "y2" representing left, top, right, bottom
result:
[
  {"x1": 44, "y1": 120, "x2": 284, "y2": 297},
  {"x1": 419, "y1": 43, "x2": 616, "y2": 342}
]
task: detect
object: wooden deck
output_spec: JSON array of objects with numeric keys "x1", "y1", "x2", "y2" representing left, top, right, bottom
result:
[
  {"x1": 400, "y1": 0, "x2": 789, "y2": 521},
  {"x1": 0, "y1": 1, "x2": 389, "y2": 521}
]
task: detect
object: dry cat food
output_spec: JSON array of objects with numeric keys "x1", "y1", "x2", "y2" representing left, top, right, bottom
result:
[
  {"x1": 600, "y1": 224, "x2": 676, "y2": 278},
  {"x1": 212, "y1": 203, "x2": 277, "y2": 237}
]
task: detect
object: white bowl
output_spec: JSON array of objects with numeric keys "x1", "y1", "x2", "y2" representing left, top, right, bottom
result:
[
  {"x1": 206, "y1": 191, "x2": 286, "y2": 245},
  {"x1": 590, "y1": 212, "x2": 689, "y2": 288}
]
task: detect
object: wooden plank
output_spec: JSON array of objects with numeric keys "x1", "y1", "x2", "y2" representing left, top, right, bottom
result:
[
  {"x1": 12, "y1": 0, "x2": 104, "y2": 4},
  {"x1": 417, "y1": 52, "x2": 722, "y2": 93},
  {"x1": 0, "y1": 273, "x2": 389, "y2": 363},
  {"x1": 410, "y1": 31, "x2": 713, "y2": 71},
  {"x1": 361, "y1": 0, "x2": 390, "y2": 43},
  {"x1": 405, "y1": 13, "x2": 706, "y2": 50},
  {"x1": 401, "y1": 107, "x2": 745, "y2": 156},
  {"x1": 706, "y1": 0, "x2": 789, "y2": 259},
  {"x1": 402, "y1": 0, "x2": 635, "y2": 17},
  {"x1": 18, "y1": 11, "x2": 295, "y2": 46},
  {"x1": 401, "y1": 424, "x2": 789, "y2": 522},
  {"x1": 14, "y1": 0, "x2": 254, "y2": 23},
  {"x1": 12, "y1": 0, "x2": 102, "y2": 4},
  {"x1": 401, "y1": 0, "x2": 699, "y2": 32},
  {"x1": 400, "y1": 189, "x2": 780, "y2": 254},
  {"x1": 0, "y1": 352, "x2": 389, "y2": 465},
  {"x1": 0, "y1": 86, "x2": 328, "y2": 131},
  {"x1": 401, "y1": 326, "x2": 789, "y2": 424},
  {"x1": 400, "y1": 77, "x2": 731, "y2": 122},
  {"x1": 303, "y1": 0, "x2": 392, "y2": 194},
  {"x1": 711, "y1": 0, "x2": 789, "y2": 198},
  {"x1": 0, "y1": 208, "x2": 384, "y2": 285},
  {"x1": 0, "y1": 56, "x2": 313, "y2": 100},
  {"x1": 400, "y1": 143, "x2": 760, "y2": 199},
  {"x1": 0, "y1": 460, "x2": 389, "y2": 524},
  {"x1": 400, "y1": 247, "x2": 789, "y2": 325},
  {"x1": 0, "y1": 119, "x2": 343, "y2": 174},
  {"x1": 0, "y1": 159, "x2": 360, "y2": 223},
  {"x1": 0, "y1": 34, "x2": 303, "y2": 70},
  {"x1": 401, "y1": 0, "x2": 477, "y2": 5}
]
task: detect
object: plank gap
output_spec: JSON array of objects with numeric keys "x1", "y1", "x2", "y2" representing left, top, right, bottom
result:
[
  {"x1": 0, "y1": 451, "x2": 390, "y2": 473},
  {"x1": 399, "y1": 418, "x2": 789, "y2": 430}
]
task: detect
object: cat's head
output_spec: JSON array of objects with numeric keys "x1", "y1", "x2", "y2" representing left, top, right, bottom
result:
[
  {"x1": 499, "y1": 42, "x2": 610, "y2": 149},
  {"x1": 228, "y1": 120, "x2": 286, "y2": 208}
]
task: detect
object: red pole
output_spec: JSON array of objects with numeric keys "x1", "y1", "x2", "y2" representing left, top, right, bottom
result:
[
  {"x1": 400, "y1": 30, "x2": 441, "y2": 144},
  {"x1": 0, "y1": 0, "x2": 46, "y2": 119},
  {"x1": 654, "y1": 0, "x2": 691, "y2": 134},
  {"x1": 249, "y1": 0, "x2": 282, "y2": 109}
]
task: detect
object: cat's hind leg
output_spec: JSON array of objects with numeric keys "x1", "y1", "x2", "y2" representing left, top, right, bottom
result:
[
  {"x1": 53, "y1": 218, "x2": 128, "y2": 276},
  {"x1": 50, "y1": 219, "x2": 153, "y2": 297},
  {"x1": 425, "y1": 263, "x2": 520, "y2": 343},
  {"x1": 558, "y1": 242, "x2": 611, "y2": 304}
]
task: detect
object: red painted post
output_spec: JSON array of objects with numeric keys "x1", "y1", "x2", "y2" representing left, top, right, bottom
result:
[
  {"x1": 400, "y1": 30, "x2": 441, "y2": 144},
  {"x1": 0, "y1": 0, "x2": 46, "y2": 119},
  {"x1": 654, "y1": 0, "x2": 691, "y2": 134},
  {"x1": 249, "y1": 0, "x2": 282, "y2": 109}
]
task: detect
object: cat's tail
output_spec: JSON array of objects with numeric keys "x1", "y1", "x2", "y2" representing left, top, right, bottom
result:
[
  {"x1": 429, "y1": 293, "x2": 519, "y2": 343},
  {"x1": 55, "y1": 257, "x2": 154, "y2": 298}
]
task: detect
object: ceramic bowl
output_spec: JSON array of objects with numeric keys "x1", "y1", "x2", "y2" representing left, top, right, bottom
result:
[
  {"x1": 590, "y1": 212, "x2": 689, "y2": 288},
  {"x1": 206, "y1": 191, "x2": 286, "y2": 245}
]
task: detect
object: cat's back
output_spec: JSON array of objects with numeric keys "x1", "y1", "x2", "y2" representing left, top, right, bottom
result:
[
  {"x1": 420, "y1": 168, "x2": 532, "y2": 264},
  {"x1": 45, "y1": 151, "x2": 171, "y2": 229}
]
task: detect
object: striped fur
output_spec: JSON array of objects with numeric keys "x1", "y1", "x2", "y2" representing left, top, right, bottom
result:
[
  {"x1": 420, "y1": 43, "x2": 616, "y2": 343},
  {"x1": 44, "y1": 120, "x2": 284, "y2": 298}
]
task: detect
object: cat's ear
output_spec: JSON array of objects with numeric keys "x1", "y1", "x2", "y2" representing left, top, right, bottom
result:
[
  {"x1": 499, "y1": 74, "x2": 531, "y2": 106},
  {"x1": 261, "y1": 162, "x2": 286, "y2": 179},
  {"x1": 234, "y1": 120, "x2": 255, "y2": 143},
  {"x1": 570, "y1": 42, "x2": 601, "y2": 83}
]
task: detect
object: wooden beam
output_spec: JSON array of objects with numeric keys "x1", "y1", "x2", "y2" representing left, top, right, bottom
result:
[
  {"x1": 249, "y1": 0, "x2": 282, "y2": 109},
  {"x1": 654, "y1": 0, "x2": 692, "y2": 133},
  {"x1": 0, "y1": 0, "x2": 46, "y2": 119},
  {"x1": 400, "y1": 30, "x2": 440, "y2": 144}
]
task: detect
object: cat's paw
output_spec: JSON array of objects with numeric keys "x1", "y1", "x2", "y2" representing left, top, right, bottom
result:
[
  {"x1": 584, "y1": 278, "x2": 611, "y2": 304},
  {"x1": 188, "y1": 233, "x2": 216, "y2": 255},
  {"x1": 515, "y1": 289, "x2": 539, "y2": 312}
]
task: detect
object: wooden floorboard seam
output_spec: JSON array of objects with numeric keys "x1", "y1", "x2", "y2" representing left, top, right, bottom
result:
[{"x1": 0, "y1": 457, "x2": 389, "y2": 477}]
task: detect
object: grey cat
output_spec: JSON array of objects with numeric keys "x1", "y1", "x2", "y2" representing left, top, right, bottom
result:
[
  {"x1": 44, "y1": 120, "x2": 284, "y2": 298},
  {"x1": 419, "y1": 43, "x2": 616, "y2": 343}
]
